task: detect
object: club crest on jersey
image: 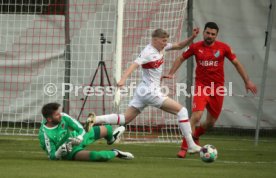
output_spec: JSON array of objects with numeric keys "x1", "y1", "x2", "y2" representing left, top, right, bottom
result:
[
  {"x1": 61, "y1": 123, "x2": 65, "y2": 129},
  {"x1": 214, "y1": 50, "x2": 220, "y2": 58}
]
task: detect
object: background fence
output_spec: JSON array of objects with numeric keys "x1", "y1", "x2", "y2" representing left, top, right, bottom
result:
[{"x1": 0, "y1": 0, "x2": 275, "y2": 141}]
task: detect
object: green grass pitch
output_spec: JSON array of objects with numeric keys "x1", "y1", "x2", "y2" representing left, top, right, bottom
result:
[{"x1": 0, "y1": 135, "x2": 275, "y2": 178}]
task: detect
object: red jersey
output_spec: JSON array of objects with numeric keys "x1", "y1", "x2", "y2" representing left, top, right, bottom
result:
[{"x1": 182, "y1": 41, "x2": 236, "y2": 86}]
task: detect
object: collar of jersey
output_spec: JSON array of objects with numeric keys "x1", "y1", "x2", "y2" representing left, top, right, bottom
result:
[
  {"x1": 43, "y1": 124, "x2": 58, "y2": 129},
  {"x1": 150, "y1": 43, "x2": 161, "y2": 54}
]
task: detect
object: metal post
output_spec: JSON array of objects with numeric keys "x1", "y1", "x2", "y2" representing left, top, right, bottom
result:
[
  {"x1": 185, "y1": 0, "x2": 194, "y2": 115},
  {"x1": 114, "y1": 0, "x2": 124, "y2": 113},
  {"x1": 100, "y1": 42, "x2": 105, "y2": 114},
  {"x1": 63, "y1": 0, "x2": 71, "y2": 114},
  {"x1": 255, "y1": 0, "x2": 275, "y2": 146}
]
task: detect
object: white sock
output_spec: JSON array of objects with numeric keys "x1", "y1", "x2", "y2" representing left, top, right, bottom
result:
[
  {"x1": 177, "y1": 108, "x2": 196, "y2": 148},
  {"x1": 95, "y1": 114, "x2": 125, "y2": 125}
]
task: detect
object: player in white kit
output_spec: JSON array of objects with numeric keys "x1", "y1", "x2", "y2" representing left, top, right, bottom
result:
[{"x1": 89, "y1": 28, "x2": 201, "y2": 153}]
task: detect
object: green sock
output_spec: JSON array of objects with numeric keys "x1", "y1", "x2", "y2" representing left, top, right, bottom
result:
[
  {"x1": 104, "y1": 125, "x2": 113, "y2": 142},
  {"x1": 89, "y1": 150, "x2": 116, "y2": 161}
]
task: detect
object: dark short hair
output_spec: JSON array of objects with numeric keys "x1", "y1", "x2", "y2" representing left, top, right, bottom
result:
[
  {"x1": 204, "y1": 22, "x2": 219, "y2": 32},
  {"x1": 41, "y1": 103, "x2": 61, "y2": 119},
  {"x1": 151, "y1": 28, "x2": 169, "y2": 38}
]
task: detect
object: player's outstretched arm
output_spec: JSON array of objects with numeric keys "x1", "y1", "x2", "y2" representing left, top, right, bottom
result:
[
  {"x1": 162, "y1": 55, "x2": 185, "y2": 80},
  {"x1": 170, "y1": 27, "x2": 199, "y2": 50},
  {"x1": 63, "y1": 113, "x2": 85, "y2": 142},
  {"x1": 117, "y1": 62, "x2": 139, "y2": 87},
  {"x1": 231, "y1": 59, "x2": 257, "y2": 95}
]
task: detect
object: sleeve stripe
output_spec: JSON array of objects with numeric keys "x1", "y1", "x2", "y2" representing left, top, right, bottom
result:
[
  {"x1": 42, "y1": 127, "x2": 52, "y2": 155},
  {"x1": 62, "y1": 113, "x2": 86, "y2": 137}
]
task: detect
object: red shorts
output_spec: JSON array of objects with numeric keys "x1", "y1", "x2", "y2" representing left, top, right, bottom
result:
[{"x1": 192, "y1": 84, "x2": 224, "y2": 119}]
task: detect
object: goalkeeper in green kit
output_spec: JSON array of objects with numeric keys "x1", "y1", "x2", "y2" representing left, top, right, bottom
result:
[{"x1": 38, "y1": 102, "x2": 134, "y2": 161}]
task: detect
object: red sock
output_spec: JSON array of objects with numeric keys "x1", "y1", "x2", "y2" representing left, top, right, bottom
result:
[
  {"x1": 194, "y1": 126, "x2": 206, "y2": 138},
  {"x1": 180, "y1": 138, "x2": 188, "y2": 150}
]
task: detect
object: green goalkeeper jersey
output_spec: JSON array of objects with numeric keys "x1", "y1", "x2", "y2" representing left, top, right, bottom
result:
[{"x1": 38, "y1": 112, "x2": 85, "y2": 160}]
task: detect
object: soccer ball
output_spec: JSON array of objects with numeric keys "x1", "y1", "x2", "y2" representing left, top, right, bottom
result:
[{"x1": 200, "y1": 144, "x2": 218, "y2": 163}]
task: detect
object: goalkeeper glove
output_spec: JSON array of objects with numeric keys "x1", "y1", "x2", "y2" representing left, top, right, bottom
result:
[
  {"x1": 68, "y1": 136, "x2": 83, "y2": 146},
  {"x1": 55, "y1": 142, "x2": 72, "y2": 159}
]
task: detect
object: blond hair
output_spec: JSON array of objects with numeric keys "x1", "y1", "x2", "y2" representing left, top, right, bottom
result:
[{"x1": 151, "y1": 29, "x2": 169, "y2": 38}]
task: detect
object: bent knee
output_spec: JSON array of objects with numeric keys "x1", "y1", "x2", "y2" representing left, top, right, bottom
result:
[{"x1": 177, "y1": 107, "x2": 188, "y2": 119}]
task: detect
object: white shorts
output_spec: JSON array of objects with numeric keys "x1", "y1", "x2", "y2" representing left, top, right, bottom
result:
[{"x1": 129, "y1": 82, "x2": 168, "y2": 112}]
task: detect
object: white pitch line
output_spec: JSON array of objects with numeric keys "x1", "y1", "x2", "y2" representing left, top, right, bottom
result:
[
  {"x1": 1, "y1": 150, "x2": 275, "y2": 165},
  {"x1": 0, "y1": 150, "x2": 45, "y2": 154},
  {"x1": 122, "y1": 138, "x2": 276, "y2": 143},
  {"x1": 121, "y1": 143, "x2": 276, "y2": 152},
  {"x1": 138, "y1": 156, "x2": 276, "y2": 164}
]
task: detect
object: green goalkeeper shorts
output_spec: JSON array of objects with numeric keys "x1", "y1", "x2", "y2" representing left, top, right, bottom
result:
[{"x1": 65, "y1": 126, "x2": 101, "y2": 160}]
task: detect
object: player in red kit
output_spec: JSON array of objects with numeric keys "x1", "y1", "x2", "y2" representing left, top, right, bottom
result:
[{"x1": 163, "y1": 22, "x2": 257, "y2": 158}]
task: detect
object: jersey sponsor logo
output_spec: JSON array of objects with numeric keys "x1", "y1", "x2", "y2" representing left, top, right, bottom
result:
[
  {"x1": 199, "y1": 60, "x2": 218, "y2": 67},
  {"x1": 142, "y1": 58, "x2": 164, "y2": 69}
]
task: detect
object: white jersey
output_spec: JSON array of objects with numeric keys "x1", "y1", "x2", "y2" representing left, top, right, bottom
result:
[{"x1": 134, "y1": 43, "x2": 172, "y2": 86}]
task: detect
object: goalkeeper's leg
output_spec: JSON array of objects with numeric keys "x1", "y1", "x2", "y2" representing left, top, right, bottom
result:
[
  {"x1": 74, "y1": 150, "x2": 134, "y2": 161},
  {"x1": 93, "y1": 125, "x2": 125, "y2": 145},
  {"x1": 73, "y1": 150, "x2": 115, "y2": 161}
]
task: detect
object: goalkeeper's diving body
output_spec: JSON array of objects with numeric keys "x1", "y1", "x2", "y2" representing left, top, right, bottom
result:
[
  {"x1": 87, "y1": 28, "x2": 201, "y2": 154},
  {"x1": 38, "y1": 102, "x2": 134, "y2": 161}
]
